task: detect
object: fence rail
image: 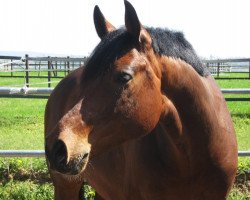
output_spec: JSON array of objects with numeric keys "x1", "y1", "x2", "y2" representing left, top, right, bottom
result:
[
  {"x1": 0, "y1": 56, "x2": 22, "y2": 60},
  {"x1": 0, "y1": 150, "x2": 45, "y2": 157},
  {"x1": 221, "y1": 88, "x2": 250, "y2": 94},
  {"x1": 0, "y1": 87, "x2": 53, "y2": 95},
  {"x1": 203, "y1": 58, "x2": 250, "y2": 63},
  {"x1": 0, "y1": 87, "x2": 249, "y2": 96},
  {"x1": 0, "y1": 150, "x2": 249, "y2": 157},
  {"x1": 26, "y1": 56, "x2": 85, "y2": 62}
]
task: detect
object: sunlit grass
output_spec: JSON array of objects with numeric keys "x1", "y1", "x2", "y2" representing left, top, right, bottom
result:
[{"x1": 0, "y1": 98, "x2": 47, "y2": 150}]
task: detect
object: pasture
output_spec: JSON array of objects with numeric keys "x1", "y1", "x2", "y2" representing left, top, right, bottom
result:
[{"x1": 0, "y1": 73, "x2": 249, "y2": 199}]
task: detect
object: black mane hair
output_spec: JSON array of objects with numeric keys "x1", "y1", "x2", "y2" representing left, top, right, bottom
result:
[
  {"x1": 83, "y1": 29, "x2": 134, "y2": 80},
  {"x1": 83, "y1": 27, "x2": 209, "y2": 80},
  {"x1": 147, "y1": 27, "x2": 209, "y2": 76}
]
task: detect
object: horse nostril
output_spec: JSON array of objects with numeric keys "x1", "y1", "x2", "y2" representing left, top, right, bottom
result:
[
  {"x1": 52, "y1": 140, "x2": 67, "y2": 168},
  {"x1": 82, "y1": 153, "x2": 89, "y2": 161}
]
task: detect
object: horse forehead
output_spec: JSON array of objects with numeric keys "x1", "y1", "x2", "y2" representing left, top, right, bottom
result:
[{"x1": 114, "y1": 49, "x2": 145, "y2": 70}]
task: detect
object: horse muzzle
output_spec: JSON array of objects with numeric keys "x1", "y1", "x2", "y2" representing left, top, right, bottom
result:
[{"x1": 45, "y1": 139, "x2": 90, "y2": 175}]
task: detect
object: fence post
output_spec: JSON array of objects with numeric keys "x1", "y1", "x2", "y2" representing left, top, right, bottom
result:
[
  {"x1": 48, "y1": 56, "x2": 51, "y2": 88},
  {"x1": 67, "y1": 56, "x2": 70, "y2": 74},
  {"x1": 51, "y1": 59, "x2": 56, "y2": 77},
  {"x1": 217, "y1": 62, "x2": 220, "y2": 78},
  {"x1": 64, "y1": 60, "x2": 67, "y2": 76},
  {"x1": 25, "y1": 54, "x2": 29, "y2": 87},
  {"x1": 55, "y1": 60, "x2": 58, "y2": 77},
  {"x1": 206, "y1": 62, "x2": 209, "y2": 73},
  {"x1": 10, "y1": 59, "x2": 13, "y2": 77},
  {"x1": 249, "y1": 60, "x2": 250, "y2": 79}
]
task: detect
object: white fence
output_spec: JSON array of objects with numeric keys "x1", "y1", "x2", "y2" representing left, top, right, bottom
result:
[
  {"x1": 0, "y1": 87, "x2": 250, "y2": 96},
  {"x1": 0, "y1": 87, "x2": 53, "y2": 95},
  {"x1": 0, "y1": 150, "x2": 249, "y2": 157},
  {"x1": 0, "y1": 150, "x2": 45, "y2": 157}
]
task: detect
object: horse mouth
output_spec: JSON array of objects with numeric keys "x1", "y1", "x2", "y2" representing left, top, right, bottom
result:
[{"x1": 65, "y1": 153, "x2": 89, "y2": 175}]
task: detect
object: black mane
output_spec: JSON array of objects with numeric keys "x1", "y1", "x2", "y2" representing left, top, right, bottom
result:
[
  {"x1": 147, "y1": 27, "x2": 209, "y2": 76},
  {"x1": 84, "y1": 27, "x2": 209, "y2": 79}
]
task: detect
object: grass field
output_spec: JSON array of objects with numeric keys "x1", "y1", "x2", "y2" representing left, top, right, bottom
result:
[
  {"x1": 0, "y1": 71, "x2": 66, "y2": 88},
  {"x1": 0, "y1": 72, "x2": 249, "y2": 199}
]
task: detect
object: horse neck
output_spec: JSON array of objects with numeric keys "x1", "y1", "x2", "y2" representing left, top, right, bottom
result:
[
  {"x1": 158, "y1": 56, "x2": 221, "y2": 157},
  {"x1": 159, "y1": 56, "x2": 214, "y2": 128}
]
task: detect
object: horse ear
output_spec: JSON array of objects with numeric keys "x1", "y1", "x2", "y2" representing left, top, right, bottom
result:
[
  {"x1": 124, "y1": 0, "x2": 151, "y2": 46},
  {"x1": 94, "y1": 5, "x2": 116, "y2": 39},
  {"x1": 124, "y1": 0, "x2": 141, "y2": 40}
]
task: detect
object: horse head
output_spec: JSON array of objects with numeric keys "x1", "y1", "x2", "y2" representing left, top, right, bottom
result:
[
  {"x1": 45, "y1": 2, "x2": 238, "y2": 199},
  {"x1": 45, "y1": 0, "x2": 167, "y2": 176}
]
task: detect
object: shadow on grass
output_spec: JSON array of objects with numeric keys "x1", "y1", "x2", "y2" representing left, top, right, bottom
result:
[
  {"x1": 1, "y1": 168, "x2": 249, "y2": 184},
  {"x1": 0, "y1": 169, "x2": 51, "y2": 185}
]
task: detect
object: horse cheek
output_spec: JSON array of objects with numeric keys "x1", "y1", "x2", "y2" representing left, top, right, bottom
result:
[{"x1": 134, "y1": 86, "x2": 162, "y2": 133}]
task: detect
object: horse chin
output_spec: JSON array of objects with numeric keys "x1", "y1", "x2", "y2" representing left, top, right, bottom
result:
[
  {"x1": 56, "y1": 170, "x2": 86, "y2": 183},
  {"x1": 66, "y1": 154, "x2": 89, "y2": 175}
]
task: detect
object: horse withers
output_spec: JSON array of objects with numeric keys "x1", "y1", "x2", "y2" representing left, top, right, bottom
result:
[{"x1": 45, "y1": 1, "x2": 238, "y2": 199}]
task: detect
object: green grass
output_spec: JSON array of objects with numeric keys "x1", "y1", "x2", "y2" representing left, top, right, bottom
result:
[
  {"x1": 0, "y1": 181, "x2": 53, "y2": 200},
  {"x1": 225, "y1": 101, "x2": 250, "y2": 152},
  {"x1": 215, "y1": 72, "x2": 249, "y2": 79},
  {"x1": 216, "y1": 78, "x2": 250, "y2": 89},
  {"x1": 0, "y1": 71, "x2": 67, "y2": 77},
  {"x1": 0, "y1": 98, "x2": 47, "y2": 150},
  {"x1": 0, "y1": 71, "x2": 65, "y2": 88},
  {"x1": 0, "y1": 74, "x2": 249, "y2": 199},
  {"x1": 0, "y1": 77, "x2": 60, "y2": 88}
]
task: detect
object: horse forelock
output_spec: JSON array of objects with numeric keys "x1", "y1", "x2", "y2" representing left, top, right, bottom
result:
[
  {"x1": 83, "y1": 26, "x2": 209, "y2": 81},
  {"x1": 83, "y1": 28, "x2": 134, "y2": 80}
]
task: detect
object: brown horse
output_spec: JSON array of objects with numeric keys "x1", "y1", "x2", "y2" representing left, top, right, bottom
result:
[{"x1": 45, "y1": 1, "x2": 238, "y2": 199}]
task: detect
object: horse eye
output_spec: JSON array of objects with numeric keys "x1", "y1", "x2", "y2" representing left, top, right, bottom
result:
[{"x1": 115, "y1": 72, "x2": 133, "y2": 84}]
